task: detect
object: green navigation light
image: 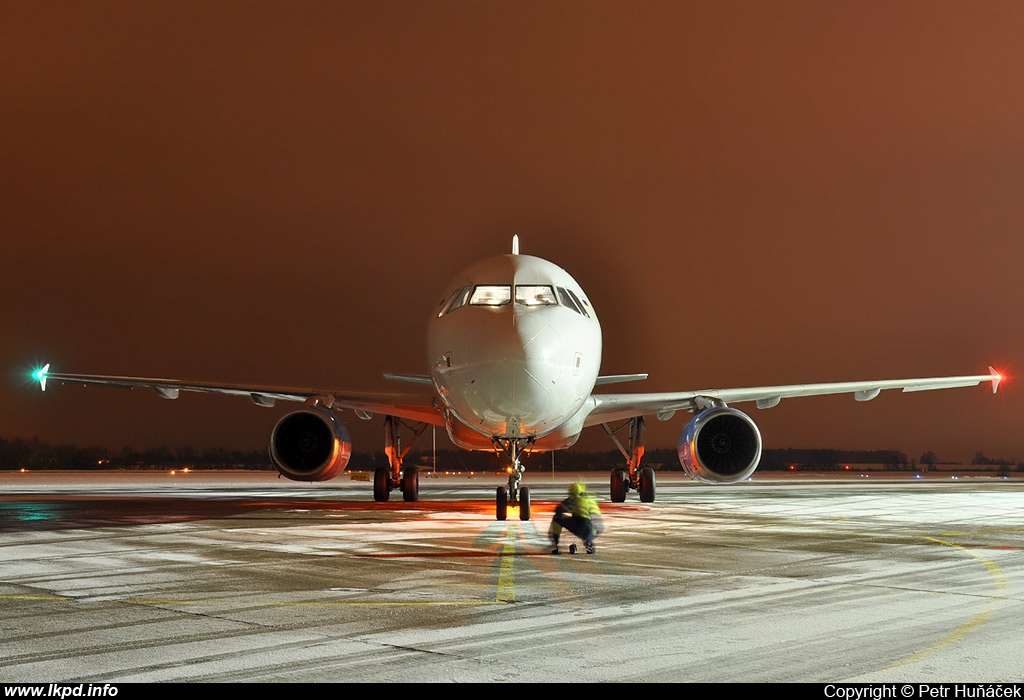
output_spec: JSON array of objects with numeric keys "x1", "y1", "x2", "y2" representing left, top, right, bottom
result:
[{"x1": 32, "y1": 364, "x2": 50, "y2": 391}]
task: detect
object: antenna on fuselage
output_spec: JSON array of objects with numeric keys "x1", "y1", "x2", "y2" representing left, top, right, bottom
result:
[{"x1": 512, "y1": 234, "x2": 519, "y2": 255}]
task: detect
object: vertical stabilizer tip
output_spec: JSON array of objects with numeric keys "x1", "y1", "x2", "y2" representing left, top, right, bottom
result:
[{"x1": 512, "y1": 234, "x2": 519, "y2": 255}]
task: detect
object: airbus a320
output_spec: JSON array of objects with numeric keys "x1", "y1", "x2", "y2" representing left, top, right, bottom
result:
[{"x1": 32, "y1": 237, "x2": 1003, "y2": 520}]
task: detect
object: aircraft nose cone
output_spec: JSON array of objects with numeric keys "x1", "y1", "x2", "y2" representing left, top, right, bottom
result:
[
  {"x1": 520, "y1": 322, "x2": 564, "y2": 392},
  {"x1": 432, "y1": 311, "x2": 573, "y2": 436}
]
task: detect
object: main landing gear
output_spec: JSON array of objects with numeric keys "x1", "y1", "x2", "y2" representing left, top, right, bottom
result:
[
  {"x1": 603, "y1": 416, "x2": 655, "y2": 504},
  {"x1": 373, "y1": 415, "x2": 428, "y2": 503},
  {"x1": 493, "y1": 437, "x2": 533, "y2": 521}
]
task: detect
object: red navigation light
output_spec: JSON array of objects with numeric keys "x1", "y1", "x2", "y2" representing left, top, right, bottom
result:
[{"x1": 989, "y1": 366, "x2": 1008, "y2": 393}]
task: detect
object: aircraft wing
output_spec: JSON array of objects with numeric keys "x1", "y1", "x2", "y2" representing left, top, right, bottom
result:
[
  {"x1": 33, "y1": 365, "x2": 445, "y2": 426},
  {"x1": 583, "y1": 367, "x2": 1003, "y2": 426}
]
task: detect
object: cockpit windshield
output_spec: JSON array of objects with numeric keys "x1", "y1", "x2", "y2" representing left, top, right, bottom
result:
[
  {"x1": 514, "y1": 285, "x2": 557, "y2": 306},
  {"x1": 438, "y1": 283, "x2": 588, "y2": 316},
  {"x1": 470, "y1": 285, "x2": 512, "y2": 306}
]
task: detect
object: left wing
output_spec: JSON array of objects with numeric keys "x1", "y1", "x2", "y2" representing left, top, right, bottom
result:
[
  {"x1": 583, "y1": 367, "x2": 1003, "y2": 426},
  {"x1": 33, "y1": 365, "x2": 444, "y2": 426}
]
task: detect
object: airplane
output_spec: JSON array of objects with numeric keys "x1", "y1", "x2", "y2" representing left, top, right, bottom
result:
[{"x1": 31, "y1": 236, "x2": 1003, "y2": 521}]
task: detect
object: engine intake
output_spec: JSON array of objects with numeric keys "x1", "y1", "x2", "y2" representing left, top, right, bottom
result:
[
  {"x1": 270, "y1": 409, "x2": 352, "y2": 482},
  {"x1": 678, "y1": 406, "x2": 762, "y2": 483}
]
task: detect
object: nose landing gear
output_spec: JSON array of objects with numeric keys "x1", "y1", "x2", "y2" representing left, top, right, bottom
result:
[{"x1": 493, "y1": 437, "x2": 533, "y2": 521}]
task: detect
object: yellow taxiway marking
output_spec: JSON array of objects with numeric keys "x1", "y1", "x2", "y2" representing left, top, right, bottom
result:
[
  {"x1": 495, "y1": 525, "x2": 518, "y2": 603},
  {"x1": 883, "y1": 536, "x2": 1008, "y2": 670}
]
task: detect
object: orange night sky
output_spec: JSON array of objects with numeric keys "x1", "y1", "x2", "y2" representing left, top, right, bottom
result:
[{"x1": 1, "y1": 2, "x2": 1020, "y2": 465}]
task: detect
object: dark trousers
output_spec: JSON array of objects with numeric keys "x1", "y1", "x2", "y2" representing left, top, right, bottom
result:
[{"x1": 549, "y1": 510, "x2": 595, "y2": 546}]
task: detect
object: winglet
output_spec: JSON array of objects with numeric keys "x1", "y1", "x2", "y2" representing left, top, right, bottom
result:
[
  {"x1": 33, "y1": 363, "x2": 50, "y2": 392},
  {"x1": 989, "y1": 366, "x2": 1003, "y2": 394}
]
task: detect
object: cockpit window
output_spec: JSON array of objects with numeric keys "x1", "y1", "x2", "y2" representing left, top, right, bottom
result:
[
  {"x1": 470, "y1": 285, "x2": 512, "y2": 306},
  {"x1": 437, "y1": 287, "x2": 468, "y2": 317},
  {"x1": 556, "y1": 287, "x2": 581, "y2": 314},
  {"x1": 515, "y1": 285, "x2": 557, "y2": 306},
  {"x1": 444, "y1": 286, "x2": 471, "y2": 314},
  {"x1": 558, "y1": 287, "x2": 590, "y2": 317}
]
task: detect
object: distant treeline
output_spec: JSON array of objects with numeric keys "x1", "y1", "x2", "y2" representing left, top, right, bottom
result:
[{"x1": 2, "y1": 436, "x2": 1020, "y2": 472}]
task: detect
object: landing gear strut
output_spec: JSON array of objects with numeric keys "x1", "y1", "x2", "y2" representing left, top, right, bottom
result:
[
  {"x1": 493, "y1": 437, "x2": 533, "y2": 521},
  {"x1": 602, "y1": 416, "x2": 655, "y2": 503},
  {"x1": 373, "y1": 415, "x2": 428, "y2": 503}
]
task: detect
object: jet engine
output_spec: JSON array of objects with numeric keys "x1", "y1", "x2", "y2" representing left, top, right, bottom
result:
[
  {"x1": 270, "y1": 408, "x2": 352, "y2": 482},
  {"x1": 678, "y1": 406, "x2": 762, "y2": 483}
]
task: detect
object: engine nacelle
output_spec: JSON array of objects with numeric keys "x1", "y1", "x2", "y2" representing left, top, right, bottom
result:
[
  {"x1": 678, "y1": 406, "x2": 762, "y2": 483},
  {"x1": 270, "y1": 409, "x2": 352, "y2": 482}
]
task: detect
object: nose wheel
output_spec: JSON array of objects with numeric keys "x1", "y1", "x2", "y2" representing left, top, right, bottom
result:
[{"x1": 496, "y1": 485, "x2": 531, "y2": 521}]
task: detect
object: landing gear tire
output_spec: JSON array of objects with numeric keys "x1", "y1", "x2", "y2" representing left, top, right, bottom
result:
[
  {"x1": 639, "y1": 466, "x2": 656, "y2": 503},
  {"x1": 610, "y1": 469, "x2": 627, "y2": 503},
  {"x1": 519, "y1": 487, "x2": 531, "y2": 521},
  {"x1": 496, "y1": 486, "x2": 508, "y2": 521},
  {"x1": 402, "y1": 465, "x2": 419, "y2": 502},
  {"x1": 373, "y1": 466, "x2": 390, "y2": 502}
]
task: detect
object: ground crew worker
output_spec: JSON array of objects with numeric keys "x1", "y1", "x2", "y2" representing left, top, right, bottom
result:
[{"x1": 549, "y1": 481, "x2": 603, "y2": 554}]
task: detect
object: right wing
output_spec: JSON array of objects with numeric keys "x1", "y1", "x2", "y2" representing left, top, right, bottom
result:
[{"x1": 33, "y1": 364, "x2": 445, "y2": 426}]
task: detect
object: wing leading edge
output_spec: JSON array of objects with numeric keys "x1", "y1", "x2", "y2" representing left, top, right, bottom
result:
[{"x1": 583, "y1": 367, "x2": 1003, "y2": 426}]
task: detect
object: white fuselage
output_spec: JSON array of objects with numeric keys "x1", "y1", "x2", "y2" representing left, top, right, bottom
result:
[{"x1": 427, "y1": 253, "x2": 601, "y2": 451}]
